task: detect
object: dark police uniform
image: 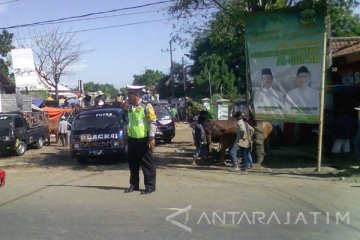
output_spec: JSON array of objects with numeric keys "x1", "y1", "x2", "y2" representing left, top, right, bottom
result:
[{"x1": 126, "y1": 86, "x2": 157, "y2": 194}]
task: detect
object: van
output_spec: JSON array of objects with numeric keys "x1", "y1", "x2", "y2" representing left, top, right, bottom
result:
[{"x1": 70, "y1": 108, "x2": 128, "y2": 165}]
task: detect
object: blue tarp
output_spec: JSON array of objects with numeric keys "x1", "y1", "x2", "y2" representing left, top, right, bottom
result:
[{"x1": 32, "y1": 99, "x2": 44, "y2": 107}]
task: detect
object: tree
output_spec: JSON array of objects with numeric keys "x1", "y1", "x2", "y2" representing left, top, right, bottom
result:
[
  {"x1": 193, "y1": 57, "x2": 237, "y2": 99},
  {"x1": 154, "y1": 61, "x2": 192, "y2": 99},
  {"x1": 132, "y1": 69, "x2": 169, "y2": 99},
  {"x1": 133, "y1": 69, "x2": 165, "y2": 88},
  {"x1": 18, "y1": 27, "x2": 89, "y2": 100},
  {"x1": 328, "y1": 0, "x2": 360, "y2": 36},
  {"x1": 169, "y1": 0, "x2": 360, "y2": 97},
  {"x1": 83, "y1": 81, "x2": 118, "y2": 99},
  {"x1": 156, "y1": 74, "x2": 172, "y2": 99},
  {"x1": 0, "y1": 30, "x2": 15, "y2": 82}
]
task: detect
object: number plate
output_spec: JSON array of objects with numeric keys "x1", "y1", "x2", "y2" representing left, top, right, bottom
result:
[{"x1": 89, "y1": 150, "x2": 104, "y2": 155}]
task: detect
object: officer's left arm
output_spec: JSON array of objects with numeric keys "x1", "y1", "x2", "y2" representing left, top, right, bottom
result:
[{"x1": 145, "y1": 104, "x2": 157, "y2": 145}]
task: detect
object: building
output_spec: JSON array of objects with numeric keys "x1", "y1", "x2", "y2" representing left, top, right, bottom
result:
[
  {"x1": 329, "y1": 37, "x2": 360, "y2": 117},
  {"x1": 0, "y1": 71, "x2": 17, "y2": 112}
]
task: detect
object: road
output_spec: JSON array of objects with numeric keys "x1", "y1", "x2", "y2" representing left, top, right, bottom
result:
[{"x1": 0, "y1": 123, "x2": 359, "y2": 240}]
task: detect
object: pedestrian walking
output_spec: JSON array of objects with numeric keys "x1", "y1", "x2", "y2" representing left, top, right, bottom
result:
[
  {"x1": 191, "y1": 114, "x2": 208, "y2": 166},
  {"x1": 170, "y1": 104, "x2": 179, "y2": 122},
  {"x1": 230, "y1": 111, "x2": 254, "y2": 171},
  {"x1": 124, "y1": 85, "x2": 157, "y2": 195},
  {"x1": 58, "y1": 116, "x2": 71, "y2": 147}
]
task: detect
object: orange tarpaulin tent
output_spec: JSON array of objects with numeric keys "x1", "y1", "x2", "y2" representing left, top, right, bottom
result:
[{"x1": 42, "y1": 107, "x2": 73, "y2": 122}]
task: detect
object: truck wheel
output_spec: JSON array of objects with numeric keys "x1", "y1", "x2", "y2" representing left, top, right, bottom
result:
[
  {"x1": 34, "y1": 137, "x2": 44, "y2": 149},
  {"x1": 164, "y1": 138, "x2": 172, "y2": 144},
  {"x1": 15, "y1": 141, "x2": 27, "y2": 156},
  {"x1": 77, "y1": 157, "x2": 88, "y2": 165}
]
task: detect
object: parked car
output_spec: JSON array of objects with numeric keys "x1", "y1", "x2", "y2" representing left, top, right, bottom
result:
[
  {"x1": 0, "y1": 111, "x2": 49, "y2": 156},
  {"x1": 154, "y1": 106, "x2": 175, "y2": 143},
  {"x1": 70, "y1": 108, "x2": 128, "y2": 165},
  {"x1": 0, "y1": 169, "x2": 5, "y2": 188}
]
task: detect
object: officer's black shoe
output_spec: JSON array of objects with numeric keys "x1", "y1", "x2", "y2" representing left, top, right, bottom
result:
[
  {"x1": 124, "y1": 185, "x2": 139, "y2": 193},
  {"x1": 141, "y1": 189, "x2": 155, "y2": 195}
]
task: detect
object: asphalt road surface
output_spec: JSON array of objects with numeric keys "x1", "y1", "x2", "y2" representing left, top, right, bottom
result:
[{"x1": 0, "y1": 123, "x2": 359, "y2": 240}]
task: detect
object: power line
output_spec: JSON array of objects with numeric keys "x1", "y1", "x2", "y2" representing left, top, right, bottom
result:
[
  {"x1": 27, "y1": 8, "x2": 168, "y2": 27},
  {"x1": 0, "y1": 0, "x2": 18, "y2": 5},
  {"x1": 16, "y1": 18, "x2": 175, "y2": 40},
  {"x1": 0, "y1": 0, "x2": 172, "y2": 30}
]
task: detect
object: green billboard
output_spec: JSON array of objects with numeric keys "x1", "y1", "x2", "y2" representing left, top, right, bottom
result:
[{"x1": 246, "y1": 7, "x2": 325, "y2": 123}]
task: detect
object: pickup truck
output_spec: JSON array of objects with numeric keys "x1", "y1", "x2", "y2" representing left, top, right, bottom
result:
[
  {"x1": 0, "y1": 111, "x2": 49, "y2": 156},
  {"x1": 70, "y1": 108, "x2": 128, "y2": 165}
]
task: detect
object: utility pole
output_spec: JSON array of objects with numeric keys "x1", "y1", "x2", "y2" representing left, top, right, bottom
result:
[
  {"x1": 182, "y1": 57, "x2": 186, "y2": 94},
  {"x1": 182, "y1": 56, "x2": 187, "y2": 122},
  {"x1": 208, "y1": 70, "x2": 212, "y2": 99},
  {"x1": 161, "y1": 39, "x2": 175, "y2": 98},
  {"x1": 170, "y1": 40, "x2": 174, "y2": 97}
]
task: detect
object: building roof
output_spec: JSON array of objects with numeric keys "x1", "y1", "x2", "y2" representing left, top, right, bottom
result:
[{"x1": 331, "y1": 37, "x2": 360, "y2": 57}]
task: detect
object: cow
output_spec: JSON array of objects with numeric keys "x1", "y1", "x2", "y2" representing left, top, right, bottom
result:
[
  {"x1": 203, "y1": 118, "x2": 273, "y2": 165},
  {"x1": 203, "y1": 118, "x2": 237, "y2": 165}
]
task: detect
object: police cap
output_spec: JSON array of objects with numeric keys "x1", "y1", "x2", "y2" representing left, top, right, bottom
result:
[{"x1": 126, "y1": 85, "x2": 145, "y2": 94}]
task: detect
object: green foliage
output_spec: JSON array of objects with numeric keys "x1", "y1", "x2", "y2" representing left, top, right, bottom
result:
[
  {"x1": 133, "y1": 69, "x2": 165, "y2": 87},
  {"x1": 170, "y1": 0, "x2": 360, "y2": 99},
  {"x1": 329, "y1": 5, "x2": 360, "y2": 36},
  {"x1": 193, "y1": 57, "x2": 238, "y2": 99},
  {"x1": 156, "y1": 74, "x2": 172, "y2": 99},
  {"x1": 0, "y1": 30, "x2": 15, "y2": 81},
  {"x1": 119, "y1": 87, "x2": 127, "y2": 97},
  {"x1": 185, "y1": 100, "x2": 206, "y2": 119},
  {"x1": 171, "y1": 61, "x2": 189, "y2": 97},
  {"x1": 83, "y1": 81, "x2": 118, "y2": 99},
  {"x1": 0, "y1": 30, "x2": 14, "y2": 56},
  {"x1": 26, "y1": 90, "x2": 49, "y2": 100}
]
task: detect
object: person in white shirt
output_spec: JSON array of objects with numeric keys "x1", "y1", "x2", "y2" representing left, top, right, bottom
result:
[
  {"x1": 58, "y1": 116, "x2": 71, "y2": 147},
  {"x1": 253, "y1": 68, "x2": 285, "y2": 115},
  {"x1": 285, "y1": 66, "x2": 319, "y2": 115}
]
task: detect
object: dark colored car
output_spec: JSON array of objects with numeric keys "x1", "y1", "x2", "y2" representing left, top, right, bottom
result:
[
  {"x1": 70, "y1": 108, "x2": 128, "y2": 165},
  {"x1": 154, "y1": 106, "x2": 175, "y2": 143},
  {"x1": 151, "y1": 99, "x2": 170, "y2": 109},
  {"x1": 0, "y1": 112, "x2": 49, "y2": 156}
]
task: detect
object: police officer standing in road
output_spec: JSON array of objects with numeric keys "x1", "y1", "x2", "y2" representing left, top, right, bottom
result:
[{"x1": 124, "y1": 85, "x2": 157, "y2": 195}]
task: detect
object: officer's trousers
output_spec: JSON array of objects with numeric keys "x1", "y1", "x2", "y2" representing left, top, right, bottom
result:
[{"x1": 127, "y1": 137, "x2": 156, "y2": 191}]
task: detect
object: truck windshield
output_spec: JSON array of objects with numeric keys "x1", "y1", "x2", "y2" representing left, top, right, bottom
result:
[
  {"x1": 0, "y1": 118, "x2": 12, "y2": 135},
  {"x1": 72, "y1": 115, "x2": 123, "y2": 131},
  {"x1": 154, "y1": 107, "x2": 171, "y2": 120}
]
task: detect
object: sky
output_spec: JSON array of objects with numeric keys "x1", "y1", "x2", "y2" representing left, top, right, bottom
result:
[{"x1": 0, "y1": 0, "x2": 198, "y2": 90}]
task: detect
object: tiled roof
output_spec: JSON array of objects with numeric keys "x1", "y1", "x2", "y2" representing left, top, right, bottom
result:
[{"x1": 331, "y1": 37, "x2": 360, "y2": 57}]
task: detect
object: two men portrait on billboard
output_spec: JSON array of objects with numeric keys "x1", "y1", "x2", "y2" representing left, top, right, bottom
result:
[{"x1": 252, "y1": 65, "x2": 320, "y2": 119}]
